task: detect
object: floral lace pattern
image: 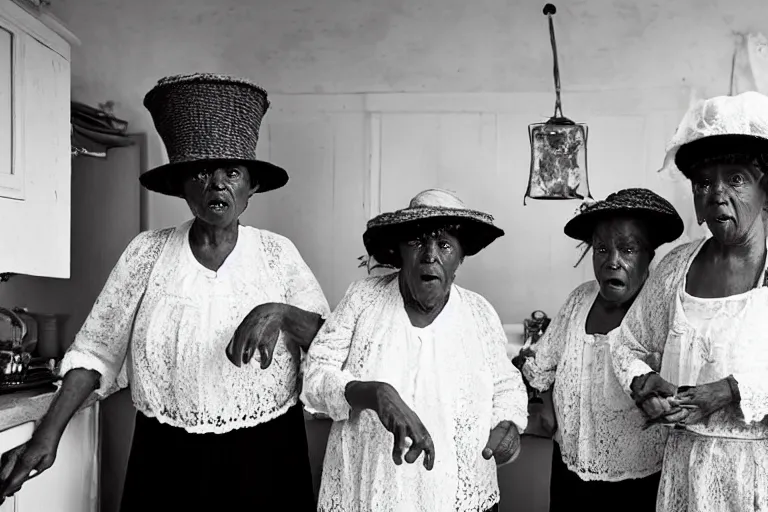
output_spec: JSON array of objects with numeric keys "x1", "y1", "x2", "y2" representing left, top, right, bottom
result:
[
  {"x1": 659, "y1": 91, "x2": 768, "y2": 176},
  {"x1": 522, "y1": 281, "x2": 666, "y2": 482},
  {"x1": 611, "y1": 237, "x2": 768, "y2": 511},
  {"x1": 60, "y1": 220, "x2": 330, "y2": 434},
  {"x1": 301, "y1": 274, "x2": 528, "y2": 512}
]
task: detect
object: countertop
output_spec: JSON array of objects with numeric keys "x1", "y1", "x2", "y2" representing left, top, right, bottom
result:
[{"x1": 0, "y1": 386, "x2": 98, "y2": 432}]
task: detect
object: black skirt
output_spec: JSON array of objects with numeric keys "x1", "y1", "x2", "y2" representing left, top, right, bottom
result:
[
  {"x1": 549, "y1": 442, "x2": 660, "y2": 512},
  {"x1": 120, "y1": 403, "x2": 315, "y2": 512}
]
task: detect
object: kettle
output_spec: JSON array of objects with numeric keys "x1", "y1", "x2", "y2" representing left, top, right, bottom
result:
[
  {"x1": 0, "y1": 307, "x2": 26, "y2": 346},
  {"x1": 0, "y1": 307, "x2": 38, "y2": 353}
]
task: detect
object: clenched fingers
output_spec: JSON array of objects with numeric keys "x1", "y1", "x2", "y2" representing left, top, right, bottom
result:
[
  {"x1": 226, "y1": 322, "x2": 252, "y2": 367},
  {"x1": 482, "y1": 421, "x2": 520, "y2": 463},
  {"x1": 639, "y1": 396, "x2": 672, "y2": 420},
  {"x1": 387, "y1": 418, "x2": 435, "y2": 470},
  {"x1": 404, "y1": 429, "x2": 435, "y2": 470},
  {"x1": 0, "y1": 448, "x2": 21, "y2": 484},
  {"x1": 252, "y1": 318, "x2": 281, "y2": 369},
  {"x1": 0, "y1": 449, "x2": 44, "y2": 499},
  {"x1": 226, "y1": 312, "x2": 281, "y2": 368},
  {"x1": 392, "y1": 424, "x2": 407, "y2": 465}
]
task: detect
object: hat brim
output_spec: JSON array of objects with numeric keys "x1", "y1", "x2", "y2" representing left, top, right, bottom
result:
[
  {"x1": 363, "y1": 212, "x2": 505, "y2": 268},
  {"x1": 675, "y1": 134, "x2": 768, "y2": 175},
  {"x1": 564, "y1": 207, "x2": 684, "y2": 248},
  {"x1": 139, "y1": 159, "x2": 288, "y2": 197}
]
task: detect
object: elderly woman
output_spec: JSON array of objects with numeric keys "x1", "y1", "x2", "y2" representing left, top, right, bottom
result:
[
  {"x1": 517, "y1": 188, "x2": 684, "y2": 512},
  {"x1": 301, "y1": 189, "x2": 529, "y2": 512},
  {"x1": 611, "y1": 91, "x2": 768, "y2": 511},
  {"x1": 0, "y1": 74, "x2": 329, "y2": 511}
]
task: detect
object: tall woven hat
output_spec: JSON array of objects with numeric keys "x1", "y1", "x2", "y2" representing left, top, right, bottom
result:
[
  {"x1": 564, "y1": 188, "x2": 684, "y2": 249},
  {"x1": 363, "y1": 189, "x2": 505, "y2": 267},
  {"x1": 659, "y1": 91, "x2": 768, "y2": 177},
  {"x1": 139, "y1": 73, "x2": 288, "y2": 197}
]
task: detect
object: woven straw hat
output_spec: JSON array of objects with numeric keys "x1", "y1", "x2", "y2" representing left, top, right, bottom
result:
[
  {"x1": 660, "y1": 91, "x2": 768, "y2": 177},
  {"x1": 564, "y1": 188, "x2": 683, "y2": 249},
  {"x1": 363, "y1": 189, "x2": 505, "y2": 267},
  {"x1": 139, "y1": 73, "x2": 288, "y2": 197}
]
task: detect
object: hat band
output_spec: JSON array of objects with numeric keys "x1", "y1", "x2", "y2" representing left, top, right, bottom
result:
[{"x1": 167, "y1": 149, "x2": 260, "y2": 164}]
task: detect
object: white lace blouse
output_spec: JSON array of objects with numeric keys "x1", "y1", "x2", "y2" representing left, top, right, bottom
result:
[
  {"x1": 611, "y1": 237, "x2": 768, "y2": 511},
  {"x1": 301, "y1": 274, "x2": 529, "y2": 512},
  {"x1": 521, "y1": 281, "x2": 666, "y2": 482},
  {"x1": 60, "y1": 219, "x2": 330, "y2": 434}
]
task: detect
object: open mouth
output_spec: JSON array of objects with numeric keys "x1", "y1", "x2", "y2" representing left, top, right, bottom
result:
[
  {"x1": 207, "y1": 200, "x2": 229, "y2": 212},
  {"x1": 714, "y1": 214, "x2": 731, "y2": 223},
  {"x1": 604, "y1": 278, "x2": 626, "y2": 289},
  {"x1": 420, "y1": 274, "x2": 440, "y2": 283}
]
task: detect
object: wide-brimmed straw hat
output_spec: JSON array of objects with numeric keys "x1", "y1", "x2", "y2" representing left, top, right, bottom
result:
[
  {"x1": 139, "y1": 73, "x2": 288, "y2": 197},
  {"x1": 660, "y1": 91, "x2": 768, "y2": 177},
  {"x1": 564, "y1": 188, "x2": 683, "y2": 249},
  {"x1": 363, "y1": 189, "x2": 505, "y2": 267}
]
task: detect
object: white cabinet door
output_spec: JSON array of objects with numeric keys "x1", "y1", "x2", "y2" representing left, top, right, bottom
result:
[
  {"x1": 0, "y1": 496, "x2": 15, "y2": 512},
  {"x1": 0, "y1": 0, "x2": 71, "y2": 278},
  {"x1": 15, "y1": 405, "x2": 99, "y2": 512},
  {"x1": 0, "y1": 421, "x2": 34, "y2": 512},
  {"x1": 0, "y1": 8, "x2": 24, "y2": 199}
]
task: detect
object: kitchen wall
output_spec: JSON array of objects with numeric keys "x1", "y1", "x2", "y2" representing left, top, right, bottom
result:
[
  {"x1": 246, "y1": 88, "x2": 700, "y2": 321},
  {"x1": 33, "y1": 1, "x2": 768, "y2": 510},
  {"x1": 47, "y1": 0, "x2": 767, "y2": 313}
]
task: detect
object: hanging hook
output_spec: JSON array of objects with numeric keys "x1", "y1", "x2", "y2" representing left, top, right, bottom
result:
[{"x1": 543, "y1": 4, "x2": 564, "y2": 120}]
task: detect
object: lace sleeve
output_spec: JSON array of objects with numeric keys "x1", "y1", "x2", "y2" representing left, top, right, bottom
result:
[
  {"x1": 59, "y1": 230, "x2": 169, "y2": 397},
  {"x1": 301, "y1": 279, "x2": 367, "y2": 421},
  {"x1": 610, "y1": 244, "x2": 689, "y2": 395},
  {"x1": 521, "y1": 285, "x2": 585, "y2": 392},
  {"x1": 471, "y1": 293, "x2": 529, "y2": 434},
  {"x1": 275, "y1": 236, "x2": 331, "y2": 319}
]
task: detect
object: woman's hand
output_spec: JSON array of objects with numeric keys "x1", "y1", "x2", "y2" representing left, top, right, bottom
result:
[
  {"x1": 226, "y1": 303, "x2": 285, "y2": 369},
  {"x1": 345, "y1": 381, "x2": 435, "y2": 470},
  {"x1": 226, "y1": 303, "x2": 325, "y2": 369},
  {"x1": 482, "y1": 421, "x2": 521, "y2": 464},
  {"x1": 630, "y1": 372, "x2": 680, "y2": 421},
  {"x1": 374, "y1": 383, "x2": 436, "y2": 470},
  {"x1": 511, "y1": 347, "x2": 534, "y2": 371},
  {"x1": 0, "y1": 432, "x2": 60, "y2": 502},
  {"x1": 668, "y1": 378, "x2": 736, "y2": 425}
]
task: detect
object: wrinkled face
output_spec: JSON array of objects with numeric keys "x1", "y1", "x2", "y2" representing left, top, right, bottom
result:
[
  {"x1": 398, "y1": 226, "x2": 464, "y2": 310},
  {"x1": 592, "y1": 217, "x2": 653, "y2": 305},
  {"x1": 690, "y1": 162, "x2": 766, "y2": 245},
  {"x1": 181, "y1": 164, "x2": 258, "y2": 227}
]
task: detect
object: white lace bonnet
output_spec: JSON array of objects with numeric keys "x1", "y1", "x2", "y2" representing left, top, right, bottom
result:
[{"x1": 659, "y1": 91, "x2": 768, "y2": 176}]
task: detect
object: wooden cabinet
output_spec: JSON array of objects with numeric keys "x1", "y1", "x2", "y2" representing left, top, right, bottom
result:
[{"x1": 0, "y1": 0, "x2": 74, "y2": 278}]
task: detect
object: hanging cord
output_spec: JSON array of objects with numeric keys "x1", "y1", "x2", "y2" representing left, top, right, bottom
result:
[
  {"x1": 729, "y1": 34, "x2": 740, "y2": 96},
  {"x1": 544, "y1": 4, "x2": 563, "y2": 119}
]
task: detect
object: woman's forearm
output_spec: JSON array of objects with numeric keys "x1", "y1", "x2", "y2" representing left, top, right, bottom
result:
[
  {"x1": 35, "y1": 369, "x2": 100, "y2": 440},
  {"x1": 283, "y1": 305, "x2": 325, "y2": 351}
]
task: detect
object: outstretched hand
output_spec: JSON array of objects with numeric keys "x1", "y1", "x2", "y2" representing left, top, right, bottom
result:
[
  {"x1": 482, "y1": 421, "x2": 521, "y2": 465},
  {"x1": 226, "y1": 303, "x2": 286, "y2": 369},
  {"x1": 371, "y1": 383, "x2": 436, "y2": 470},
  {"x1": 226, "y1": 303, "x2": 325, "y2": 369}
]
